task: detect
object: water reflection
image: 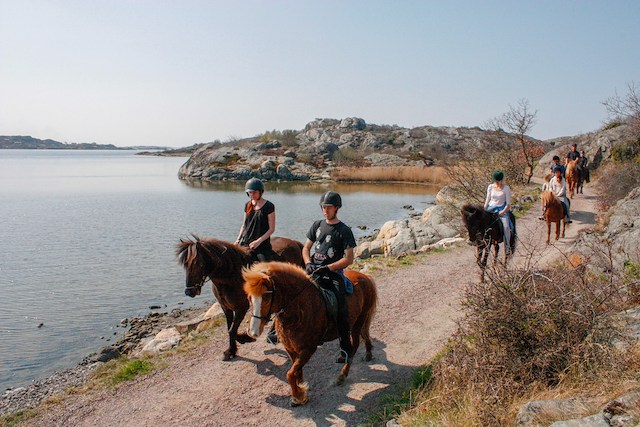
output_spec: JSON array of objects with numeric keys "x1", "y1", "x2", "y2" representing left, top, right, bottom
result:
[{"x1": 180, "y1": 178, "x2": 440, "y2": 196}]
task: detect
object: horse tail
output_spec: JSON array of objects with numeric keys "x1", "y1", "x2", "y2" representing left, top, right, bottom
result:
[{"x1": 360, "y1": 275, "x2": 378, "y2": 341}]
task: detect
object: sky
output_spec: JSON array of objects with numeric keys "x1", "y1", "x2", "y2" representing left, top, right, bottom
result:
[{"x1": 1, "y1": 1, "x2": 639, "y2": 148}]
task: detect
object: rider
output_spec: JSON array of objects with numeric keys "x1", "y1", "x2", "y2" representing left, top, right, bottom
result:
[
  {"x1": 566, "y1": 143, "x2": 580, "y2": 162},
  {"x1": 235, "y1": 178, "x2": 278, "y2": 344},
  {"x1": 303, "y1": 191, "x2": 356, "y2": 364},
  {"x1": 234, "y1": 178, "x2": 276, "y2": 263},
  {"x1": 549, "y1": 155, "x2": 565, "y2": 177},
  {"x1": 578, "y1": 151, "x2": 590, "y2": 183},
  {"x1": 549, "y1": 166, "x2": 572, "y2": 224},
  {"x1": 483, "y1": 170, "x2": 512, "y2": 254}
]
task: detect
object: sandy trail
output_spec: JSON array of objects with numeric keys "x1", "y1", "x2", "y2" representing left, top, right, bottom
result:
[{"x1": 24, "y1": 188, "x2": 598, "y2": 427}]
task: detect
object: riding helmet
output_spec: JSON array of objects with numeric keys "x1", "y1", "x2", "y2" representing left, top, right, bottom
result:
[
  {"x1": 492, "y1": 170, "x2": 504, "y2": 182},
  {"x1": 319, "y1": 191, "x2": 342, "y2": 208},
  {"x1": 244, "y1": 178, "x2": 264, "y2": 193}
]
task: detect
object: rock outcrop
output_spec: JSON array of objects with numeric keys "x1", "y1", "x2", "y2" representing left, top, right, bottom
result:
[
  {"x1": 178, "y1": 118, "x2": 515, "y2": 182},
  {"x1": 533, "y1": 124, "x2": 629, "y2": 179},
  {"x1": 355, "y1": 185, "x2": 465, "y2": 258}
]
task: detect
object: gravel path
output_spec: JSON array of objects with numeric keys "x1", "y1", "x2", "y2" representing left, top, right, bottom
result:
[{"x1": 12, "y1": 188, "x2": 598, "y2": 427}]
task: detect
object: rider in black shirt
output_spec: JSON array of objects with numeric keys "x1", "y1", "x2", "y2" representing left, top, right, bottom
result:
[
  {"x1": 303, "y1": 191, "x2": 357, "y2": 364},
  {"x1": 235, "y1": 178, "x2": 276, "y2": 263},
  {"x1": 566, "y1": 143, "x2": 580, "y2": 162}
]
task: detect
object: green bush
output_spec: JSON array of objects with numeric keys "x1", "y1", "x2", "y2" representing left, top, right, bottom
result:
[
  {"x1": 602, "y1": 119, "x2": 624, "y2": 131},
  {"x1": 112, "y1": 359, "x2": 154, "y2": 384}
]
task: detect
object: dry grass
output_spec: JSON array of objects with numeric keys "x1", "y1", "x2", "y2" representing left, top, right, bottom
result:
[
  {"x1": 331, "y1": 166, "x2": 448, "y2": 184},
  {"x1": 390, "y1": 258, "x2": 635, "y2": 426}
]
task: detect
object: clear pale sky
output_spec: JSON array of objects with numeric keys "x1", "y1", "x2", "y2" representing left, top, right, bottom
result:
[{"x1": 1, "y1": 1, "x2": 639, "y2": 147}]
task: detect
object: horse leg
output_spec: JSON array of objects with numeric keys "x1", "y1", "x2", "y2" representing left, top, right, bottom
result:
[
  {"x1": 221, "y1": 307, "x2": 235, "y2": 361},
  {"x1": 288, "y1": 350, "x2": 313, "y2": 406},
  {"x1": 561, "y1": 219, "x2": 566, "y2": 238},
  {"x1": 555, "y1": 221, "x2": 560, "y2": 240},
  {"x1": 546, "y1": 221, "x2": 551, "y2": 244},
  {"x1": 224, "y1": 308, "x2": 249, "y2": 360}
]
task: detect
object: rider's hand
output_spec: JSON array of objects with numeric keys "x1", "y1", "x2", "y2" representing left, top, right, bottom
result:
[
  {"x1": 313, "y1": 265, "x2": 330, "y2": 276},
  {"x1": 248, "y1": 240, "x2": 259, "y2": 250},
  {"x1": 305, "y1": 263, "x2": 315, "y2": 275}
]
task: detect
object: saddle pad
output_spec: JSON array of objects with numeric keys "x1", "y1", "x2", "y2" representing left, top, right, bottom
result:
[{"x1": 318, "y1": 287, "x2": 338, "y2": 322}]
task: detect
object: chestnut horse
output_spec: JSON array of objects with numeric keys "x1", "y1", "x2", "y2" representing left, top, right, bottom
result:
[
  {"x1": 461, "y1": 204, "x2": 517, "y2": 281},
  {"x1": 177, "y1": 236, "x2": 303, "y2": 360},
  {"x1": 243, "y1": 262, "x2": 377, "y2": 406},
  {"x1": 541, "y1": 190, "x2": 566, "y2": 244},
  {"x1": 565, "y1": 158, "x2": 579, "y2": 199}
]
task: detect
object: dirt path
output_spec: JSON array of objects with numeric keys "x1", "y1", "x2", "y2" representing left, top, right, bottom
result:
[{"x1": 23, "y1": 188, "x2": 599, "y2": 427}]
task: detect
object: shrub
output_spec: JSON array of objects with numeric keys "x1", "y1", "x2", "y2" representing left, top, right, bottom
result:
[
  {"x1": 595, "y1": 161, "x2": 640, "y2": 210},
  {"x1": 602, "y1": 119, "x2": 624, "y2": 131},
  {"x1": 410, "y1": 263, "x2": 627, "y2": 425},
  {"x1": 112, "y1": 359, "x2": 154, "y2": 384}
]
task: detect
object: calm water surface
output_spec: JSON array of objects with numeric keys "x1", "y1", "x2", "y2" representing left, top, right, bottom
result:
[{"x1": 0, "y1": 150, "x2": 437, "y2": 390}]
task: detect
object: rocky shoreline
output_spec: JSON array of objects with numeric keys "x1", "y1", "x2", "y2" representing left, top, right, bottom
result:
[{"x1": 0, "y1": 302, "x2": 213, "y2": 418}]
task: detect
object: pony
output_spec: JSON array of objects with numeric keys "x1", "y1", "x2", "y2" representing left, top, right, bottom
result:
[
  {"x1": 565, "y1": 158, "x2": 579, "y2": 199},
  {"x1": 176, "y1": 236, "x2": 304, "y2": 360},
  {"x1": 461, "y1": 204, "x2": 517, "y2": 281},
  {"x1": 243, "y1": 261, "x2": 377, "y2": 406},
  {"x1": 540, "y1": 190, "x2": 566, "y2": 244}
]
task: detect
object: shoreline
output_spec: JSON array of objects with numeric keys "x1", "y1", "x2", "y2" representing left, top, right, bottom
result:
[{"x1": 0, "y1": 191, "x2": 436, "y2": 418}]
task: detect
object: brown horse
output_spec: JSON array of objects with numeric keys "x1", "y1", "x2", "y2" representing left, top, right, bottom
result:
[
  {"x1": 566, "y1": 158, "x2": 579, "y2": 199},
  {"x1": 461, "y1": 204, "x2": 516, "y2": 282},
  {"x1": 177, "y1": 236, "x2": 303, "y2": 360},
  {"x1": 541, "y1": 190, "x2": 566, "y2": 244},
  {"x1": 243, "y1": 262, "x2": 377, "y2": 406}
]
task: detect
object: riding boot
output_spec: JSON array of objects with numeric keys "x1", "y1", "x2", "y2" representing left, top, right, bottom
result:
[{"x1": 334, "y1": 285, "x2": 353, "y2": 363}]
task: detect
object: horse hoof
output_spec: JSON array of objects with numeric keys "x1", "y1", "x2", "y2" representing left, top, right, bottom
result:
[
  {"x1": 290, "y1": 397, "x2": 308, "y2": 407},
  {"x1": 364, "y1": 353, "x2": 373, "y2": 362},
  {"x1": 222, "y1": 352, "x2": 235, "y2": 361},
  {"x1": 236, "y1": 333, "x2": 256, "y2": 344},
  {"x1": 336, "y1": 374, "x2": 346, "y2": 386}
]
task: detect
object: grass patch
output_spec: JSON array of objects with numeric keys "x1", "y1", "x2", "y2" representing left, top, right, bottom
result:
[
  {"x1": 91, "y1": 357, "x2": 156, "y2": 387},
  {"x1": 112, "y1": 359, "x2": 154, "y2": 384},
  {"x1": 0, "y1": 409, "x2": 38, "y2": 427},
  {"x1": 332, "y1": 166, "x2": 448, "y2": 184}
]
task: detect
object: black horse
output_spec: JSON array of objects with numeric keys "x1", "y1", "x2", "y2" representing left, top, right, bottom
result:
[
  {"x1": 177, "y1": 236, "x2": 304, "y2": 360},
  {"x1": 461, "y1": 204, "x2": 517, "y2": 281}
]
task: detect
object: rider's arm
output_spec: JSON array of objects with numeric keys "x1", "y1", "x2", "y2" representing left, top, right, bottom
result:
[
  {"x1": 483, "y1": 185, "x2": 492, "y2": 210},
  {"x1": 302, "y1": 239, "x2": 313, "y2": 265},
  {"x1": 500, "y1": 186, "x2": 511, "y2": 216},
  {"x1": 327, "y1": 248, "x2": 354, "y2": 272}
]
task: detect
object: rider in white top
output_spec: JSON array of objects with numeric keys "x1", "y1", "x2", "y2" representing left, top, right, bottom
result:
[
  {"x1": 549, "y1": 166, "x2": 572, "y2": 223},
  {"x1": 483, "y1": 170, "x2": 512, "y2": 253}
]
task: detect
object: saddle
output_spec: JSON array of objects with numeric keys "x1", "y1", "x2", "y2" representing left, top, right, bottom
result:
[{"x1": 311, "y1": 275, "x2": 339, "y2": 324}]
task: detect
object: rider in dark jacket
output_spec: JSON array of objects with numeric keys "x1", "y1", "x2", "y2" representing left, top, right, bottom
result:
[{"x1": 303, "y1": 191, "x2": 356, "y2": 364}]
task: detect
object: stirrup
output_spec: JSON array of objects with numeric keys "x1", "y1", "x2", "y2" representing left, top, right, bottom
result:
[
  {"x1": 266, "y1": 330, "x2": 278, "y2": 345},
  {"x1": 336, "y1": 349, "x2": 351, "y2": 364}
]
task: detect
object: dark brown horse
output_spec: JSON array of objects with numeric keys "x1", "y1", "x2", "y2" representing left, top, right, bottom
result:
[
  {"x1": 541, "y1": 190, "x2": 566, "y2": 244},
  {"x1": 243, "y1": 262, "x2": 377, "y2": 406},
  {"x1": 177, "y1": 236, "x2": 303, "y2": 360},
  {"x1": 566, "y1": 158, "x2": 579, "y2": 199},
  {"x1": 461, "y1": 204, "x2": 517, "y2": 281}
]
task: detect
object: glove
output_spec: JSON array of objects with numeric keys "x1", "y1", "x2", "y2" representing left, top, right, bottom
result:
[
  {"x1": 313, "y1": 265, "x2": 330, "y2": 277},
  {"x1": 305, "y1": 263, "x2": 315, "y2": 275}
]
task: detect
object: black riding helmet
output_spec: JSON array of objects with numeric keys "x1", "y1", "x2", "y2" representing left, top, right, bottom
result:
[
  {"x1": 319, "y1": 191, "x2": 342, "y2": 208},
  {"x1": 245, "y1": 178, "x2": 264, "y2": 193}
]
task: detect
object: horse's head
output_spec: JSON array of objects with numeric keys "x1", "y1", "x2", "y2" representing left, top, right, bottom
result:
[
  {"x1": 176, "y1": 236, "x2": 231, "y2": 298},
  {"x1": 540, "y1": 190, "x2": 554, "y2": 206},
  {"x1": 243, "y1": 262, "x2": 274, "y2": 338}
]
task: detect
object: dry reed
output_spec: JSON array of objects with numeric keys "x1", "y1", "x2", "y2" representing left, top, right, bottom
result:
[{"x1": 331, "y1": 166, "x2": 448, "y2": 184}]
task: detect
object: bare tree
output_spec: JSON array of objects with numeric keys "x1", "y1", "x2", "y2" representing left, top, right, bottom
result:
[
  {"x1": 486, "y1": 99, "x2": 540, "y2": 184},
  {"x1": 603, "y1": 81, "x2": 640, "y2": 136}
]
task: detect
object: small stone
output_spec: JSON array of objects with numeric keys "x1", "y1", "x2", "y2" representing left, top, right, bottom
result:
[{"x1": 149, "y1": 305, "x2": 161, "y2": 310}]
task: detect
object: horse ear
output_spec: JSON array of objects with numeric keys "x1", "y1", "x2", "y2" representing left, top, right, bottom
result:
[{"x1": 242, "y1": 267, "x2": 271, "y2": 296}]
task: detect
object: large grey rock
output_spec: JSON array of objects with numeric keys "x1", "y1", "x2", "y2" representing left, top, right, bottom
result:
[
  {"x1": 549, "y1": 413, "x2": 609, "y2": 427},
  {"x1": 338, "y1": 117, "x2": 366, "y2": 131},
  {"x1": 141, "y1": 327, "x2": 182, "y2": 355},
  {"x1": 516, "y1": 398, "x2": 598, "y2": 427},
  {"x1": 276, "y1": 164, "x2": 294, "y2": 180}
]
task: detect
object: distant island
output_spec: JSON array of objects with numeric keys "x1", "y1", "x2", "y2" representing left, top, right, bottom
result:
[{"x1": 0, "y1": 135, "x2": 169, "y2": 151}]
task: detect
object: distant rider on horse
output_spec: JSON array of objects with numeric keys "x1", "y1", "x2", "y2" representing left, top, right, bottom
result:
[
  {"x1": 303, "y1": 191, "x2": 357, "y2": 364},
  {"x1": 550, "y1": 155, "x2": 566, "y2": 177},
  {"x1": 566, "y1": 143, "x2": 580, "y2": 162},
  {"x1": 483, "y1": 170, "x2": 513, "y2": 254},
  {"x1": 549, "y1": 166, "x2": 572, "y2": 223}
]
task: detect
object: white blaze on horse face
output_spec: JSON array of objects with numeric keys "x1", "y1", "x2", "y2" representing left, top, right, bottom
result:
[{"x1": 248, "y1": 295, "x2": 263, "y2": 338}]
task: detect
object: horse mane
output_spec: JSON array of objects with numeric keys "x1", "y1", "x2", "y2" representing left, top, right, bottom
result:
[
  {"x1": 566, "y1": 158, "x2": 578, "y2": 173},
  {"x1": 176, "y1": 235, "x2": 250, "y2": 273},
  {"x1": 540, "y1": 190, "x2": 555, "y2": 205},
  {"x1": 243, "y1": 261, "x2": 308, "y2": 297}
]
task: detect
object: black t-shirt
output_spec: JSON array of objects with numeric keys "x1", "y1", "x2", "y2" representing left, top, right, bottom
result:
[
  {"x1": 306, "y1": 220, "x2": 356, "y2": 266},
  {"x1": 567, "y1": 150, "x2": 580, "y2": 161},
  {"x1": 240, "y1": 200, "x2": 274, "y2": 252}
]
